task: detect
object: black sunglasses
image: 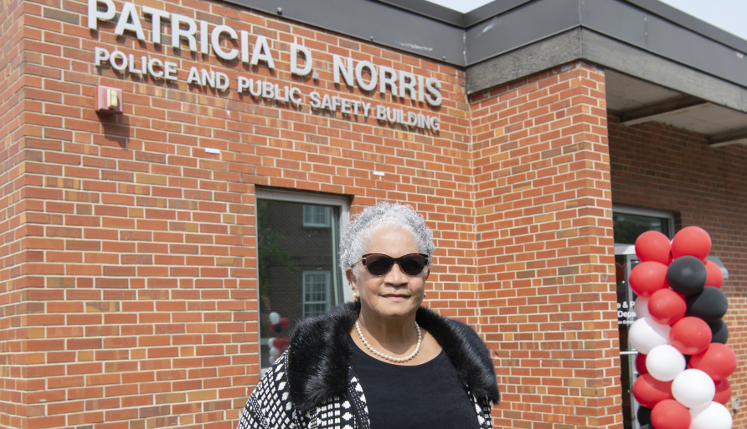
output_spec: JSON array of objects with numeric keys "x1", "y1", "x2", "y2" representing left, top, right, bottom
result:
[{"x1": 354, "y1": 253, "x2": 430, "y2": 276}]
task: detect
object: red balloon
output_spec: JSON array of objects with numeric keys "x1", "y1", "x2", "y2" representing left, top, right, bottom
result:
[
  {"x1": 635, "y1": 353, "x2": 648, "y2": 376},
  {"x1": 630, "y1": 262, "x2": 669, "y2": 298},
  {"x1": 671, "y1": 226, "x2": 711, "y2": 261},
  {"x1": 669, "y1": 317, "x2": 712, "y2": 355},
  {"x1": 633, "y1": 374, "x2": 673, "y2": 408},
  {"x1": 276, "y1": 336, "x2": 290, "y2": 354},
  {"x1": 713, "y1": 379, "x2": 732, "y2": 405},
  {"x1": 279, "y1": 317, "x2": 290, "y2": 327},
  {"x1": 651, "y1": 399, "x2": 691, "y2": 429},
  {"x1": 636, "y1": 231, "x2": 672, "y2": 266},
  {"x1": 690, "y1": 343, "x2": 737, "y2": 381},
  {"x1": 704, "y1": 260, "x2": 724, "y2": 288},
  {"x1": 648, "y1": 289, "x2": 687, "y2": 325},
  {"x1": 275, "y1": 336, "x2": 289, "y2": 348}
]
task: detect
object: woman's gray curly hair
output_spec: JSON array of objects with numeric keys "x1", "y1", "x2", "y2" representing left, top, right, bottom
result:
[{"x1": 339, "y1": 202, "x2": 436, "y2": 279}]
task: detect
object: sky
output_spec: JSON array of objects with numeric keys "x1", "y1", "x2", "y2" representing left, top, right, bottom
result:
[{"x1": 425, "y1": 0, "x2": 747, "y2": 41}]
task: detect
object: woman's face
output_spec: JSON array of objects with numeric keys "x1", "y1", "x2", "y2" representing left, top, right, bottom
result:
[{"x1": 347, "y1": 226, "x2": 428, "y2": 320}]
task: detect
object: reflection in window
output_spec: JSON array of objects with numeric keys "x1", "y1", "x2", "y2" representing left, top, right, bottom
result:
[
  {"x1": 303, "y1": 205, "x2": 331, "y2": 228},
  {"x1": 257, "y1": 198, "x2": 342, "y2": 370},
  {"x1": 303, "y1": 271, "x2": 331, "y2": 318},
  {"x1": 612, "y1": 212, "x2": 670, "y2": 244}
]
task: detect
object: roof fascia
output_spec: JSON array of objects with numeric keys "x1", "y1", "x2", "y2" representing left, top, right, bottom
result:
[
  {"x1": 222, "y1": 0, "x2": 747, "y2": 96},
  {"x1": 623, "y1": 0, "x2": 747, "y2": 54},
  {"x1": 223, "y1": 0, "x2": 467, "y2": 65},
  {"x1": 466, "y1": 28, "x2": 747, "y2": 115},
  {"x1": 376, "y1": 0, "x2": 466, "y2": 26}
]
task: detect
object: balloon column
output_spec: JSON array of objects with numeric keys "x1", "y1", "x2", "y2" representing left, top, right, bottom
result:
[
  {"x1": 268, "y1": 311, "x2": 290, "y2": 364},
  {"x1": 629, "y1": 227, "x2": 736, "y2": 429}
]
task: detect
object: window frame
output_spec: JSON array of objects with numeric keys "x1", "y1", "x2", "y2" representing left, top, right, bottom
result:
[
  {"x1": 254, "y1": 188, "x2": 350, "y2": 374},
  {"x1": 254, "y1": 187, "x2": 351, "y2": 301},
  {"x1": 612, "y1": 204, "x2": 675, "y2": 254},
  {"x1": 612, "y1": 205, "x2": 679, "y2": 429}
]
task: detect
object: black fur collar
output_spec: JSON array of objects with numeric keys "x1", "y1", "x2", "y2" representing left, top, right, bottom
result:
[{"x1": 287, "y1": 301, "x2": 500, "y2": 412}]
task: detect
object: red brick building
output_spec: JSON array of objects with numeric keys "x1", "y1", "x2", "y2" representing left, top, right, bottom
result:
[{"x1": 1, "y1": 0, "x2": 745, "y2": 428}]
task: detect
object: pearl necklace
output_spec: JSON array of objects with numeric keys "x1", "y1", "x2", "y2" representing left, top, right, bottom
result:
[{"x1": 355, "y1": 320, "x2": 422, "y2": 363}]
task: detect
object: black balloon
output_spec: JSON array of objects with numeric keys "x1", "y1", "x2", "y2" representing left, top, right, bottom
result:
[
  {"x1": 686, "y1": 286, "x2": 728, "y2": 323},
  {"x1": 639, "y1": 425, "x2": 653, "y2": 429},
  {"x1": 637, "y1": 406, "x2": 652, "y2": 426},
  {"x1": 709, "y1": 319, "x2": 730, "y2": 344},
  {"x1": 667, "y1": 256, "x2": 707, "y2": 296}
]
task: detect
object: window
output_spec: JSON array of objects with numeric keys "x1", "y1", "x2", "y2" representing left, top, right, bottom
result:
[
  {"x1": 303, "y1": 271, "x2": 331, "y2": 317},
  {"x1": 303, "y1": 205, "x2": 331, "y2": 228},
  {"x1": 255, "y1": 189, "x2": 349, "y2": 372},
  {"x1": 612, "y1": 205, "x2": 673, "y2": 245}
]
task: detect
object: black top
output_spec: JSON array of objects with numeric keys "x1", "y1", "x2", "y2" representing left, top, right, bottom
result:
[{"x1": 348, "y1": 336, "x2": 481, "y2": 429}]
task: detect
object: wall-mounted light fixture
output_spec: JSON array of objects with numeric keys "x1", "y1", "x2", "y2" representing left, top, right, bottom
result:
[{"x1": 96, "y1": 86, "x2": 123, "y2": 114}]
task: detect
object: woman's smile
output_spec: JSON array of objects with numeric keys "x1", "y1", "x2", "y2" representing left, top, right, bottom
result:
[{"x1": 382, "y1": 293, "x2": 410, "y2": 301}]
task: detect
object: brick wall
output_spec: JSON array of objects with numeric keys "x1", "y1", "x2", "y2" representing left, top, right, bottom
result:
[
  {"x1": 5, "y1": 2, "x2": 745, "y2": 427},
  {"x1": 469, "y1": 62, "x2": 622, "y2": 429},
  {"x1": 1, "y1": 0, "x2": 39, "y2": 427},
  {"x1": 0, "y1": 0, "x2": 487, "y2": 428},
  {"x1": 608, "y1": 115, "x2": 747, "y2": 427}
]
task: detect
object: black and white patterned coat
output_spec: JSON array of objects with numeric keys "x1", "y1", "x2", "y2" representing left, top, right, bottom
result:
[{"x1": 237, "y1": 302, "x2": 500, "y2": 429}]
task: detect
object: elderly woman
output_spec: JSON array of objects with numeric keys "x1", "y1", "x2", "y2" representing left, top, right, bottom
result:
[{"x1": 237, "y1": 202, "x2": 499, "y2": 429}]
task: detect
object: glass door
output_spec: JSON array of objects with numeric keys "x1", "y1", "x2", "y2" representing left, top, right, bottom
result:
[
  {"x1": 616, "y1": 247, "x2": 640, "y2": 429},
  {"x1": 613, "y1": 206, "x2": 674, "y2": 429}
]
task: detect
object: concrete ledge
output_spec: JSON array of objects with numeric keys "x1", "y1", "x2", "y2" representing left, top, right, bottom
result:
[
  {"x1": 466, "y1": 29, "x2": 583, "y2": 95},
  {"x1": 466, "y1": 28, "x2": 747, "y2": 114}
]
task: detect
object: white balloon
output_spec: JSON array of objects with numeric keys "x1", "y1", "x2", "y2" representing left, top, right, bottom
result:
[
  {"x1": 269, "y1": 311, "x2": 280, "y2": 324},
  {"x1": 690, "y1": 402, "x2": 732, "y2": 429},
  {"x1": 268, "y1": 346, "x2": 279, "y2": 363},
  {"x1": 634, "y1": 296, "x2": 650, "y2": 319},
  {"x1": 629, "y1": 317, "x2": 670, "y2": 354},
  {"x1": 267, "y1": 337, "x2": 276, "y2": 348},
  {"x1": 673, "y1": 369, "x2": 716, "y2": 409},
  {"x1": 646, "y1": 345, "x2": 685, "y2": 381}
]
